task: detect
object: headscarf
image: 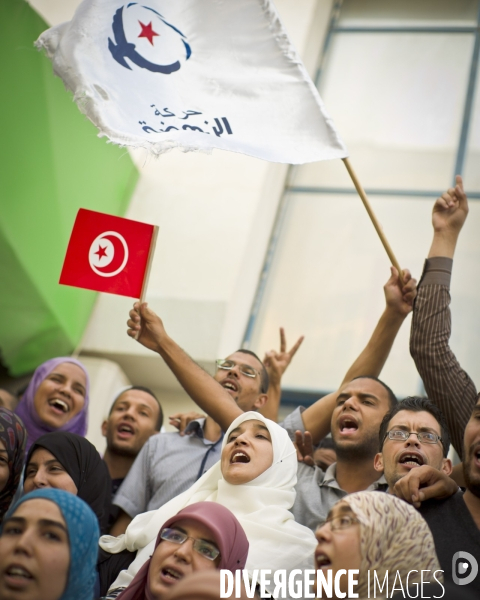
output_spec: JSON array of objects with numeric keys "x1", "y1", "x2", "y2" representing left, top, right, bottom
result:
[
  {"x1": 101, "y1": 412, "x2": 317, "y2": 591},
  {"x1": 15, "y1": 357, "x2": 90, "y2": 451},
  {"x1": 25, "y1": 431, "x2": 111, "y2": 533},
  {"x1": 0, "y1": 408, "x2": 26, "y2": 520},
  {"x1": 343, "y1": 492, "x2": 442, "y2": 598},
  {"x1": 163, "y1": 571, "x2": 250, "y2": 600},
  {"x1": 2, "y1": 488, "x2": 100, "y2": 600},
  {"x1": 116, "y1": 502, "x2": 249, "y2": 600}
]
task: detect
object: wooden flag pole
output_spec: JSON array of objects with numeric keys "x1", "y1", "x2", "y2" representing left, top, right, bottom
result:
[
  {"x1": 135, "y1": 225, "x2": 159, "y2": 340},
  {"x1": 342, "y1": 157, "x2": 404, "y2": 286},
  {"x1": 139, "y1": 225, "x2": 159, "y2": 304}
]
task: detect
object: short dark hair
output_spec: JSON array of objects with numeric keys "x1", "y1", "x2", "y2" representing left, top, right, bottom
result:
[
  {"x1": 236, "y1": 349, "x2": 269, "y2": 394},
  {"x1": 378, "y1": 396, "x2": 450, "y2": 457},
  {"x1": 351, "y1": 375, "x2": 398, "y2": 410},
  {"x1": 110, "y1": 386, "x2": 163, "y2": 430}
]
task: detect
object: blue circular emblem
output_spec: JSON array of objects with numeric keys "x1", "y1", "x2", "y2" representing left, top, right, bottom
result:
[{"x1": 108, "y1": 3, "x2": 192, "y2": 74}]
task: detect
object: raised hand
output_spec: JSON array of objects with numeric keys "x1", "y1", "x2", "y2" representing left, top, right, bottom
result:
[
  {"x1": 432, "y1": 175, "x2": 468, "y2": 236},
  {"x1": 127, "y1": 302, "x2": 167, "y2": 353},
  {"x1": 384, "y1": 267, "x2": 417, "y2": 317},
  {"x1": 263, "y1": 328, "x2": 304, "y2": 387},
  {"x1": 294, "y1": 430, "x2": 315, "y2": 467}
]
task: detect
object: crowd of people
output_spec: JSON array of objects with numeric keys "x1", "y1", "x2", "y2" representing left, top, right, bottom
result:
[{"x1": 0, "y1": 177, "x2": 478, "y2": 599}]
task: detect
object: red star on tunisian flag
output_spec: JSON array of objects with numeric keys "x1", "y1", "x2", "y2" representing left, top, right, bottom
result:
[
  {"x1": 138, "y1": 21, "x2": 159, "y2": 45},
  {"x1": 94, "y1": 244, "x2": 108, "y2": 259}
]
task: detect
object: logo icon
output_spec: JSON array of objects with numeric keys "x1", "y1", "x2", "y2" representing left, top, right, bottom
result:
[
  {"x1": 452, "y1": 551, "x2": 478, "y2": 586},
  {"x1": 89, "y1": 231, "x2": 129, "y2": 277},
  {"x1": 108, "y1": 3, "x2": 191, "y2": 74}
]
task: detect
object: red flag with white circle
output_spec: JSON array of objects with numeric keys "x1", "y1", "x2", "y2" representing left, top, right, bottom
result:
[{"x1": 60, "y1": 209, "x2": 157, "y2": 298}]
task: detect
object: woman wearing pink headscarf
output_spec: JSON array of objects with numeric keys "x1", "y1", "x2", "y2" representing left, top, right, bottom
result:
[
  {"x1": 109, "y1": 502, "x2": 248, "y2": 600},
  {"x1": 15, "y1": 357, "x2": 89, "y2": 451}
]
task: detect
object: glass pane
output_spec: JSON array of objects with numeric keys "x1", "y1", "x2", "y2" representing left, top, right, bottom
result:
[
  {"x1": 294, "y1": 33, "x2": 473, "y2": 191},
  {"x1": 464, "y1": 62, "x2": 480, "y2": 190},
  {"x1": 250, "y1": 193, "x2": 480, "y2": 399},
  {"x1": 339, "y1": 0, "x2": 478, "y2": 27}
]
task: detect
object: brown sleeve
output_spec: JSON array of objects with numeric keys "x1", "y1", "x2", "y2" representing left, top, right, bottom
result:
[{"x1": 410, "y1": 257, "x2": 478, "y2": 459}]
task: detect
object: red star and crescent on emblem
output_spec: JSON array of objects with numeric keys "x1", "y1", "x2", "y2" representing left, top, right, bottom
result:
[
  {"x1": 138, "y1": 21, "x2": 159, "y2": 45},
  {"x1": 94, "y1": 245, "x2": 108, "y2": 260}
]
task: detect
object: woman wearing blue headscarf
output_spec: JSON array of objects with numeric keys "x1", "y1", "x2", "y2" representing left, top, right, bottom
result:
[{"x1": 0, "y1": 488, "x2": 99, "y2": 600}]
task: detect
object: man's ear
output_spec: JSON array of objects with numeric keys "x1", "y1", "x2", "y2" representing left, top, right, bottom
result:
[
  {"x1": 441, "y1": 457, "x2": 453, "y2": 476},
  {"x1": 253, "y1": 394, "x2": 268, "y2": 410},
  {"x1": 373, "y1": 452, "x2": 384, "y2": 473},
  {"x1": 101, "y1": 420, "x2": 108, "y2": 438}
]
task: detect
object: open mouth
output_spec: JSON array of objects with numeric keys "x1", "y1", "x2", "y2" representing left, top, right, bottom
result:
[
  {"x1": 161, "y1": 567, "x2": 183, "y2": 582},
  {"x1": 6, "y1": 565, "x2": 33, "y2": 580},
  {"x1": 48, "y1": 398, "x2": 69, "y2": 414},
  {"x1": 399, "y1": 453, "x2": 424, "y2": 467},
  {"x1": 315, "y1": 553, "x2": 332, "y2": 569},
  {"x1": 338, "y1": 416, "x2": 358, "y2": 434},
  {"x1": 222, "y1": 380, "x2": 238, "y2": 393},
  {"x1": 117, "y1": 423, "x2": 135, "y2": 436},
  {"x1": 231, "y1": 451, "x2": 250, "y2": 464},
  {"x1": 471, "y1": 445, "x2": 480, "y2": 466}
]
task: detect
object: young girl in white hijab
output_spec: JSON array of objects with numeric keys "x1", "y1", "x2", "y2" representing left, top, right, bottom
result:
[{"x1": 100, "y1": 411, "x2": 317, "y2": 596}]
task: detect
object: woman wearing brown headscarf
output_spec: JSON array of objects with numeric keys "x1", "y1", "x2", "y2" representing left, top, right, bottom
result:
[{"x1": 111, "y1": 502, "x2": 249, "y2": 600}]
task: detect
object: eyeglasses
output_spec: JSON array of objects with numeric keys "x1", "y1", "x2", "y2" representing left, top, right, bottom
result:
[
  {"x1": 216, "y1": 359, "x2": 258, "y2": 379},
  {"x1": 316, "y1": 515, "x2": 361, "y2": 533},
  {"x1": 159, "y1": 528, "x2": 220, "y2": 561},
  {"x1": 384, "y1": 429, "x2": 443, "y2": 446}
]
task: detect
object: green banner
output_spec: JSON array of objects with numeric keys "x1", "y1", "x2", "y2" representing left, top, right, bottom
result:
[{"x1": 0, "y1": 0, "x2": 139, "y2": 375}]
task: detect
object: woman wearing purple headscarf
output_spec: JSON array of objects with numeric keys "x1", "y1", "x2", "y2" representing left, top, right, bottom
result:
[
  {"x1": 15, "y1": 357, "x2": 89, "y2": 451},
  {"x1": 106, "y1": 502, "x2": 249, "y2": 600}
]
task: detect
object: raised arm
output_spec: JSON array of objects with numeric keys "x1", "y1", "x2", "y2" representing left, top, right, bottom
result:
[
  {"x1": 259, "y1": 328, "x2": 304, "y2": 422},
  {"x1": 302, "y1": 267, "x2": 417, "y2": 445},
  {"x1": 127, "y1": 303, "x2": 242, "y2": 431},
  {"x1": 410, "y1": 176, "x2": 477, "y2": 458}
]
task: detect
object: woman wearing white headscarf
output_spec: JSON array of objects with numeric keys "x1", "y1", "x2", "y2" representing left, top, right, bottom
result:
[{"x1": 100, "y1": 411, "x2": 317, "y2": 595}]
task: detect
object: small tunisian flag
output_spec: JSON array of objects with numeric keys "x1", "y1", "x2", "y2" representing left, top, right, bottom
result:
[{"x1": 60, "y1": 209, "x2": 158, "y2": 298}]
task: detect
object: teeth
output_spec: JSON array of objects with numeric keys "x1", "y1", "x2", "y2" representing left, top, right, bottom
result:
[
  {"x1": 316, "y1": 555, "x2": 331, "y2": 568},
  {"x1": 50, "y1": 399, "x2": 68, "y2": 413},
  {"x1": 119, "y1": 425, "x2": 133, "y2": 433},
  {"x1": 232, "y1": 452, "x2": 249, "y2": 463},
  {"x1": 164, "y1": 568, "x2": 181, "y2": 579},
  {"x1": 401, "y1": 454, "x2": 422, "y2": 465},
  {"x1": 8, "y1": 567, "x2": 31, "y2": 578},
  {"x1": 224, "y1": 382, "x2": 237, "y2": 390}
]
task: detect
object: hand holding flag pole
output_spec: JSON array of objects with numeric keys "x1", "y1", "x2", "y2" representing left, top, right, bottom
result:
[{"x1": 342, "y1": 157, "x2": 405, "y2": 287}]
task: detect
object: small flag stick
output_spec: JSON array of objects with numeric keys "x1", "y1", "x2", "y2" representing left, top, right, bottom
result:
[
  {"x1": 139, "y1": 225, "x2": 159, "y2": 304},
  {"x1": 135, "y1": 225, "x2": 159, "y2": 340},
  {"x1": 342, "y1": 157, "x2": 404, "y2": 287}
]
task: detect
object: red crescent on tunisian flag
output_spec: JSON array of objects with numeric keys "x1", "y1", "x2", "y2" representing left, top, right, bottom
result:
[{"x1": 60, "y1": 209, "x2": 157, "y2": 298}]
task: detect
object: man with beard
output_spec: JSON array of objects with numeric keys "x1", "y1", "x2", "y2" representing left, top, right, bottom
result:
[{"x1": 126, "y1": 266, "x2": 416, "y2": 531}]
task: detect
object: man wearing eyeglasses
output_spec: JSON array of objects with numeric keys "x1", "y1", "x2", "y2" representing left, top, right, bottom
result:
[
  {"x1": 110, "y1": 346, "x2": 272, "y2": 536},
  {"x1": 373, "y1": 396, "x2": 480, "y2": 595}
]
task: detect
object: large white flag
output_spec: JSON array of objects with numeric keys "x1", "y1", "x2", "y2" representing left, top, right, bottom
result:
[{"x1": 36, "y1": 0, "x2": 347, "y2": 164}]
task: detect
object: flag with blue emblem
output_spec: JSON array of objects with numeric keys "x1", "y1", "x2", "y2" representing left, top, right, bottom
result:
[{"x1": 36, "y1": 0, "x2": 347, "y2": 164}]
